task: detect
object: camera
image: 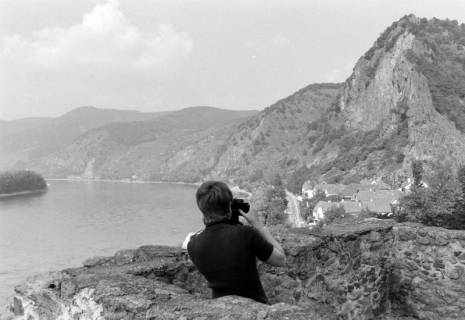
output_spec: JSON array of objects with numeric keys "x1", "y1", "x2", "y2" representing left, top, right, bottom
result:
[{"x1": 230, "y1": 198, "x2": 250, "y2": 225}]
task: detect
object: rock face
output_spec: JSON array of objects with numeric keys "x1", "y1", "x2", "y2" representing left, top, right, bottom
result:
[
  {"x1": 4, "y1": 221, "x2": 465, "y2": 320},
  {"x1": 337, "y1": 15, "x2": 465, "y2": 181}
]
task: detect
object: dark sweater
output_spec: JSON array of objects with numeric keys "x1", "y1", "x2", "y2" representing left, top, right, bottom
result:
[{"x1": 187, "y1": 222, "x2": 274, "y2": 304}]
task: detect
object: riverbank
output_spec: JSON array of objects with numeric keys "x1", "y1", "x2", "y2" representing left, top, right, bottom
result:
[{"x1": 46, "y1": 177, "x2": 201, "y2": 186}]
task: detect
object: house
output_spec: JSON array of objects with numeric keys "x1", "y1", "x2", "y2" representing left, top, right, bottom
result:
[
  {"x1": 375, "y1": 189, "x2": 404, "y2": 201},
  {"x1": 312, "y1": 199, "x2": 362, "y2": 221},
  {"x1": 372, "y1": 180, "x2": 391, "y2": 190},
  {"x1": 355, "y1": 190, "x2": 375, "y2": 204},
  {"x1": 401, "y1": 178, "x2": 429, "y2": 192},
  {"x1": 302, "y1": 180, "x2": 314, "y2": 198},
  {"x1": 357, "y1": 189, "x2": 405, "y2": 215},
  {"x1": 365, "y1": 199, "x2": 393, "y2": 215},
  {"x1": 312, "y1": 201, "x2": 335, "y2": 221},
  {"x1": 340, "y1": 183, "x2": 361, "y2": 200},
  {"x1": 326, "y1": 194, "x2": 341, "y2": 202},
  {"x1": 340, "y1": 201, "x2": 362, "y2": 214},
  {"x1": 313, "y1": 182, "x2": 345, "y2": 197},
  {"x1": 340, "y1": 183, "x2": 374, "y2": 200}
]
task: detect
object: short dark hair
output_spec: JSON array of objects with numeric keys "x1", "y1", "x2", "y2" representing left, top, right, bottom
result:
[{"x1": 196, "y1": 181, "x2": 233, "y2": 225}]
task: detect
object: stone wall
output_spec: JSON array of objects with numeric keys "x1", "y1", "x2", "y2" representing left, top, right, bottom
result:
[
  {"x1": 3, "y1": 221, "x2": 465, "y2": 320},
  {"x1": 391, "y1": 225, "x2": 465, "y2": 319}
]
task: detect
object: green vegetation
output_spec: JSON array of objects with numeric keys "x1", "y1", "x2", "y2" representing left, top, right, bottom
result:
[
  {"x1": 290, "y1": 115, "x2": 408, "y2": 191},
  {"x1": 0, "y1": 170, "x2": 47, "y2": 195},
  {"x1": 287, "y1": 166, "x2": 312, "y2": 194},
  {"x1": 311, "y1": 205, "x2": 346, "y2": 233},
  {"x1": 405, "y1": 18, "x2": 465, "y2": 133},
  {"x1": 393, "y1": 161, "x2": 465, "y2": 229},
  {"x1": 253, "y1": 175, "x2": 288, "y2": 226},
  {"x1": 323, "y1": 206, "x2": 346, "y2": 224}
]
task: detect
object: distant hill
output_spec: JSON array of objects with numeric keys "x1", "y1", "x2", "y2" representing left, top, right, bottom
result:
[
  {"x1": 0, "y1": 106, "x2": 170, "y2": 168},
  {"x1": 3, "y1": 15, "x2": 465, "y2": 190},
  {"x1": 29, "y1": 107, "x2": 257, "y2": 182},
  {"x1": 0, "y1": 117, "x2": 54, "y2": 137}
]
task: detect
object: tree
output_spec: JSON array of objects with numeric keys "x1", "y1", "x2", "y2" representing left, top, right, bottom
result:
[
  {"x1": 286, "y1": 166, "x2": 311, "y2": 194},
  {"x1": 412, "y1": 160, "x2": 424, "y2": 189},
  {"x1": 253, "y1": 176, "x2": 288, "y2": 226},
  {"x1": 394, "y1": 162, "x2": 461, "y2": 228},
  {"x1": 266, "y1": 175, "x2": 288, "y2": 225},
  {"x1": 452, "y1": 165, "x2": 465, "y2": 228},
  {"x1": 458, "y1": 165, "x2": 465, "y2": 196},
  {"x1": 322, "y1": 205, "x2": 346, "y2": 225},
  {"x1": 0, "y1": 170, "x2": 47, "y2": 194}
]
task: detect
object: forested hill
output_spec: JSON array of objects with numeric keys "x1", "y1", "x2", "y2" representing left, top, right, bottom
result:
[
  {"x1": 3, "y1": 15, "x2": 465, "y2": 191},
  {"x1": 29, "y1": 107, "x2": 258, "y2": 182}
]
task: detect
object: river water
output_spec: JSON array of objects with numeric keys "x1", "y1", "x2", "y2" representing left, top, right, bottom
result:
[{"x1": 0, "y1": 180, "x2": 204, "y2": 306}]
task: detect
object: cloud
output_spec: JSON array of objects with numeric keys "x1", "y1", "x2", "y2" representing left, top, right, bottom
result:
[
  {"x1": 2, "y1": 0, "x2": 193, "y2": 73},
  {"x1": 0, "y1": 0, "x2": 193, "y2": 118}
]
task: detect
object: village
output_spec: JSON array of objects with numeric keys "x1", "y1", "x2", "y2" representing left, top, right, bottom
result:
[{"x1": 294, "y1": 178, "x2": 424, "y2": 225}]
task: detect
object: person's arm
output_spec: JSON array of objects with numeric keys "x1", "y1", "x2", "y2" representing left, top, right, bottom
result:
[{"x1": 240, "y1": 209, "x2": 286, "y2": 267}]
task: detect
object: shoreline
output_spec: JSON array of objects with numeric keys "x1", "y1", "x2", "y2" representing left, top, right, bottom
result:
[
  {"x1": 0, "y1": 188, "x2": 47, "y2": 198},
  {"x1": 45, "y1": 177, "x2": 201, "y2": 186},
  {"x1": 45, "y1": 178, "x2": 253, "y2": 196}
]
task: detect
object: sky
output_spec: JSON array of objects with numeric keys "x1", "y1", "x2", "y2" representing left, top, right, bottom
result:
[{"x1": 1, "y1": 0, "x2": 465, "y2": 120}]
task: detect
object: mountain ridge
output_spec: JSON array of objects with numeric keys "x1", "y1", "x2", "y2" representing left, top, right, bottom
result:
[{"x1": 3, "y1": 15, "x2": 465, "y2": 191}]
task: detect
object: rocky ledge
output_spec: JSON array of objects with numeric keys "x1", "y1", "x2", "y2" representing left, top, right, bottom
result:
[{"x1": 3, "y1": 221, "x2": 465, "y2": 320}]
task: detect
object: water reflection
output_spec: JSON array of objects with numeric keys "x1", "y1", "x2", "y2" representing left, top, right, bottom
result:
[{"x1": 0, "y1": 189, "x2": 47, "y2": 205}]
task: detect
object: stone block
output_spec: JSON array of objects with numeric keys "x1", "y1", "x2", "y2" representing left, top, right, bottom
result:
[
  {"x1": 417, "y1": 237, "x2": 430, "y2": 245},
  {"x1": 397, "y1": 228, "x2": 416, "y2": 241},
  {"x1": 433, "y1": 259, "x2": 445, "y2": 269},
  {"x1": 432, "y1": 235, "x2": 449, "y2": 246},
  {"x1": 448, "y1": 266, "x2": 464, "y2": 280}
]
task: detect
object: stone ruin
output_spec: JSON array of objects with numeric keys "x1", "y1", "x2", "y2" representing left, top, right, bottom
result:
[{"x1": 3, "y1": 220, "x2": 465, "y2": 320}]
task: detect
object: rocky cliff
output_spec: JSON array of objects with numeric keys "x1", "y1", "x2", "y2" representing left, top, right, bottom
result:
[
  {"x1": 334, "y1": 15, "x2": 465, "y2": 184},
  {"x1": 4, "y1": 221, "x2": 465, "y2": 320}
]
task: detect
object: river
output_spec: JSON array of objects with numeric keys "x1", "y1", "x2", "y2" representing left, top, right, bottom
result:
[{"x1": 0, "y1": 180, "x2": 204, "y2": 306}]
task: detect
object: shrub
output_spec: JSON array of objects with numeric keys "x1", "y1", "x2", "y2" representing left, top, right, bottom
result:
[
  {"x1": 359, "y1": 207, "x2": 378, "y2": 219},
  {"x1": 322, "y1": 205, "x2": 346, "y2": 225}
]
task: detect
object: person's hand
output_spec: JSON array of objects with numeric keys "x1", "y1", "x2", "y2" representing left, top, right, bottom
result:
[{"x1": 239, "y1": 209, "x2": 261, "y2": 227}]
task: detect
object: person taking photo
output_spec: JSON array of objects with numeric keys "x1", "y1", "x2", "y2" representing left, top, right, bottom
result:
[{"x1": 187, "y1": 181, "x2": 286, "y2": 304}]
